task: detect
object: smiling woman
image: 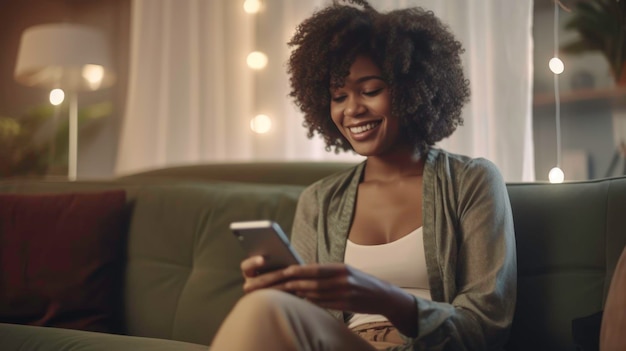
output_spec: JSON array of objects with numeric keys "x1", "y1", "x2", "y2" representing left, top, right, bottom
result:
[{"x1": 210, "y1": 1, "x2": 517, "y2": 350}]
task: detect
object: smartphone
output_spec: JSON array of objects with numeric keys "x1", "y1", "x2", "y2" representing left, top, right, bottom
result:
[{"x1": 230, "y1": 220, "x2": 304, "y2": 273}]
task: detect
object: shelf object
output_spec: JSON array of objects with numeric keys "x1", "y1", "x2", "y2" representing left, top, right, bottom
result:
[{"x1": 534, "y1": 87, "x2": 626, "y2": 108}]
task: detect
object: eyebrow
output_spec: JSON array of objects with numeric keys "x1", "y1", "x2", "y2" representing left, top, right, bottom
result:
[
  {"x1": 354, "y1": 75, "x2": 385, "y2": 84},
  {"x1": 330, "y1": 75, "x2": 386, "y2": 92}
]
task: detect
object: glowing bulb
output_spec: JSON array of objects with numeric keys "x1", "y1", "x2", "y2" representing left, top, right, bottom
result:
[
  {"x1": 549, "y1": 57, "x2": 564, "y2": 75},
  {"x1": 548, "y1": 167, "x2": 564, "y2": 183},
  {"x1": 250, "y1": 114, "x2": 272, "y2": 134},
  {"x1": 49, "y1": 88, "x2": 65, "y2": 105},
  {"x1": 247, "y1": 51, "x2": 268, "y2": 70},
  {"x1": 243, "y1": 0, "x2": 262, "y2": 14},
  {"x1": 82, "y1": 64, "x2": 105, "y2": 90}
]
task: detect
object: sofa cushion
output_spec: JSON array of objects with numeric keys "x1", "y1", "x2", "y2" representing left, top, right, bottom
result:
[
  {"x1": 0, "y1": 322, "x2": 206, "y2": 351},
  {"x1": 0, "y1": 190, "x2": 128, "y2": 333}
]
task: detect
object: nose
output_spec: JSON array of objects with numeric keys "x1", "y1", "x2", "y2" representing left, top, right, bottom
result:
[{"x1": 344, "y1": 96, "x2": 366, "y2": 117}]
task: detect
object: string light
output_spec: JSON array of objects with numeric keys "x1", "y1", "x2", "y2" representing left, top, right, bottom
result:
[
  {"x1": 244, "y1": 1, "x2": 269, "y2": 138},
  {"x1": 247, "y1": 51, "x2": 268, "y2": 70},
  {"x1": 243, "y1": 0, "x2": 262, "y2": 14},
  {"x1": 549, "y1": 0, "x2": 564, "y2": 183},
  {"x1": 49, "y1": 88, "x2": 65, "y2": 105},
  {"x1": 250, "y1": 114, "x2": 272, "y2": 134},
  {"x1": 549, "y1": 57, "x2": 564, "y2": 74},
  {"x1": 549, "y1": 166, "x2": 565, "y2": 183}
]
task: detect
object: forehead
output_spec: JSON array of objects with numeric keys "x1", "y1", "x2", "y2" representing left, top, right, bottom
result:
[{"x1": 347, "y1": 55, "x2": 382, "y2": 79}]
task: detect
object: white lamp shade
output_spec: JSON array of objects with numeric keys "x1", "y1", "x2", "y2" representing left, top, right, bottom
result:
[{"x1": 14, "y1": 23, "x2": 115, "y2": 91}]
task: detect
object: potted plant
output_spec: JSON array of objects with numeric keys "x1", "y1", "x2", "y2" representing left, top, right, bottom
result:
[
  {"x1": 0, "y1": 102, "x2": 112, "y2": 178},
  {"x1": 561, "y1": 0, "x2": 626, "y2": 86}
]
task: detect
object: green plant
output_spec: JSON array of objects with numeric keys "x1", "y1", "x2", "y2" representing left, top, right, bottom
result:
[
  {"x1": 0, "y1": 102, "x2": 112, "y2": 178},
  {"x1": 561, "y1": 0, "x2": 626, "y2": 85}
]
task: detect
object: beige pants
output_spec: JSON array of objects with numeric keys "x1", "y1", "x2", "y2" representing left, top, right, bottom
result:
[{"x1": 210, "y1": 290, "x2": 406, "y2": 351}]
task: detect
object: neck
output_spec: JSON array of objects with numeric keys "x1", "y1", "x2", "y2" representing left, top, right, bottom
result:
[{"x1": 363, "y1": 148, "x2": 425, "y2": 182}]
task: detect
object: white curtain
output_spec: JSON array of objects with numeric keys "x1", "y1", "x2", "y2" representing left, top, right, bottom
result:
[{"x1": 116, "y1": 0, "x2": 534, "y2": 182}]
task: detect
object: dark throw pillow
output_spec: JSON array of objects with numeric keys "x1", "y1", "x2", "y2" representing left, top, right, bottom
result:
[
  {"x1": 572, "y1": 310, "x2": 603, "y2": 351},
  {"x1": 0, "y1": 190, "x2": 128, "y2": 333}
]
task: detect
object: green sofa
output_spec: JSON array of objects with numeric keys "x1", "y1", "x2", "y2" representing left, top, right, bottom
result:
[{"x1": 0, "y1": 162, "x2": 625, "y2": 351}]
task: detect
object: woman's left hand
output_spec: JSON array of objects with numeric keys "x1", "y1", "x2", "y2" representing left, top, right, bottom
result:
[
  {"x1": 282, "y1": 263, "x2": 419, "y2": 336},
  {"x1": 280, "y1": 263, "x2": 395, "y2": 314}
]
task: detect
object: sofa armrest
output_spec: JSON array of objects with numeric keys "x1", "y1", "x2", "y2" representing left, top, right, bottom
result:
[{"x1": 600, "y1": 246, "x2": 626, "y2": 350}]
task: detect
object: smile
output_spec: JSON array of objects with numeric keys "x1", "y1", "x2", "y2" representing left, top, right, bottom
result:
[{"x1": 348, "y1": 121, "x2": 381, "y2": 134}]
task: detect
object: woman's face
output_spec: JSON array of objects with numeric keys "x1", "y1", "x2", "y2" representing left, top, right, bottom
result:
[{"x1": 330, "y1": 55, "x2": 405, "y2": 157}]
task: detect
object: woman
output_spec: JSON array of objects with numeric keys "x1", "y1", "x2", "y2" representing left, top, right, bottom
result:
[{"x1": 211, "y1": 0, "x2": 516, "y2": 350}]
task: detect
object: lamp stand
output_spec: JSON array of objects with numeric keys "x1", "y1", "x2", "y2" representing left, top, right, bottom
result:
[
  {"x1": 14, "y1": 24, "x2": 115, "y2": 180},
  {"x1": 69, "y1": 91, "x2": 78, "y2": 181}
]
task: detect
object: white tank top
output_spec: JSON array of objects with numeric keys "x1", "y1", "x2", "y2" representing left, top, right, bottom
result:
[{"x1": 344, "y1": 227, "x2": 431, "y2": 328}]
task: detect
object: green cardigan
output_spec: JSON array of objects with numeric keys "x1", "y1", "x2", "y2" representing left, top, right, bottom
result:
[{"x1": 291, "y1": 148, "x2": 517, "y2": 351}]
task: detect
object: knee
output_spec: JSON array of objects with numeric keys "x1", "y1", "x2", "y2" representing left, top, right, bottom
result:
[{"x1": 235, "y1": 289, "x2": 296, "y2": 314}]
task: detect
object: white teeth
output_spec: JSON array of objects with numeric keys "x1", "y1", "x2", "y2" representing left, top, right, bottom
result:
[{"x1": 349, "y1": 122, "x2": 379, "y2": 134}]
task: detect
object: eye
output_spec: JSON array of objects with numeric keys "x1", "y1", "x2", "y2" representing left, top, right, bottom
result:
[
  {"x1": 331, "y1": 95, "x2": 347, "y2": 103},
  {"x1": 363, "y1": 88, "x2": 383, "y2": 97}
]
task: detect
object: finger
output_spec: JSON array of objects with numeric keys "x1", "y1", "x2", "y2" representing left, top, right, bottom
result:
[
  {"x1": 284, "y1": 275, "x2": 348, "y2": 292},
  {"x1": 294, "y1": 292, "x2": 354, "y2": 312},
  {"x1": 284, "y1": 263, "x2": 348, "y2": 279},
  {"x1": 295, "y1": 287, "x2": 353, "y2": 301},
  {"x1": 243, "y1": 269, "x2": 289, "y2": 293},
  {"x1": 241, "y1": 256, "x2": 264, "y2": 278}
]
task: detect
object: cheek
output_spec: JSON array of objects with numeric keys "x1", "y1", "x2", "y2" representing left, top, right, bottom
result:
[
  {"x1": 367, "y1": 93, "x2": 391, "y2": 117},
  {"x1": 378, "y1": 94, "x2": 392, "y2": 116},
  {"x1": 330, "y1": 104, "x2": 343, "y2": 128}
]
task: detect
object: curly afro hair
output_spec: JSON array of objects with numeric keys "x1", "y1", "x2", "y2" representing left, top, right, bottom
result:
[{"x1": 287, "y1": 0, "x2": 470, "y2": 155}]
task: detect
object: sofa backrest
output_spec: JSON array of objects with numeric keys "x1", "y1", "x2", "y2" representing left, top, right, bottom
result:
[
  {"x1": 505, "y1": 177, "x2": 626, "y2": 351},
  {"x1": 118, "y1": 162, "x2": 356, "y2": 186}
]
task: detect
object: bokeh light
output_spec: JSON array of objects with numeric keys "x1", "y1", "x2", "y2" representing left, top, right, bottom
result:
[{"x1": 250, "y1": 114, "x2": 272, "y2": 134}]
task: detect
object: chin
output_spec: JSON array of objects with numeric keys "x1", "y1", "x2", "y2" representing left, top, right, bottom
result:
[{"x1": 351, "y1": 146, "x2": 380, "y2": 157}]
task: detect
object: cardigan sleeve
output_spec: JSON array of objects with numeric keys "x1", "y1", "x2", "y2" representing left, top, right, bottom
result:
[
  {"x1": 400, "y1": 157, "x2": 517, "y2": 351},
  {"x1": 290, "y1": 184, "x2": 319, "y2": 265},
  {"x1": 289, "y1": 171, "x2": 361, "y2": 323}
]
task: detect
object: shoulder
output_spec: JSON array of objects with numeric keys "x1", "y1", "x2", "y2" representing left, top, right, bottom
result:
[
  {"x1": 292, "y1": 162, "x2": 362, "y2": 240},
  {"x1": 426, "y1": 148, "x2": 504, "y2": 186},
  {"x1": 299, "y1": 162, "x2": 364, "y2": 201}
]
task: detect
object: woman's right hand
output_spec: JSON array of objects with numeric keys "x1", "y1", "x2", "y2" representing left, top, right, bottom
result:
[{"x1": 240, "y1": 255, "x2": 293, "y2": 293}]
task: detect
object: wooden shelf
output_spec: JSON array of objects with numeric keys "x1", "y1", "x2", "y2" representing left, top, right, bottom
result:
[{"x1": 533, "y1": 87, "x2": 626, "y2": 108}]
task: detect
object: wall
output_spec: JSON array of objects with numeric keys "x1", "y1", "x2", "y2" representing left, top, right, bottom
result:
[{"x1": 0, "y1": 0, "x2": 130, "y2": 179}]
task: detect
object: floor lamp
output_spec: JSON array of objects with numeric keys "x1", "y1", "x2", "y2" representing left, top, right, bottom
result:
[{"x1": 14, "y1": 23, "x2": 115, "y2": 180}]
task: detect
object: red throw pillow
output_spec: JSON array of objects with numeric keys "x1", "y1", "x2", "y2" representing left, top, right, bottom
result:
[{"x1": 0, "y1": 190, "x2": 128, "y2": 333}]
